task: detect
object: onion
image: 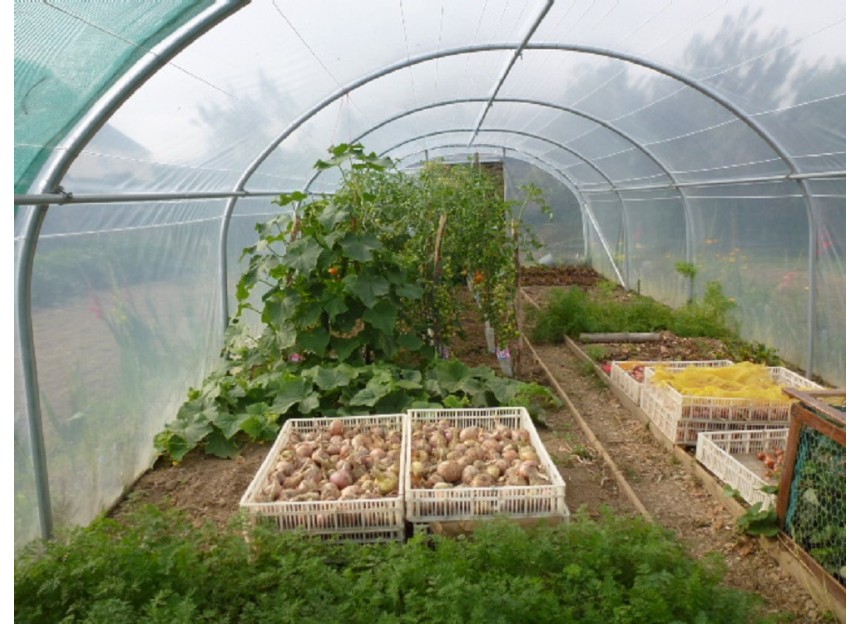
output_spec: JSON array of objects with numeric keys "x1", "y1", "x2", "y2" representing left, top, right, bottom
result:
[
  {"x1": 446, "y1": 449, "x2": 464, "y2": 462},
  {"x1": 470, "y1": 473, "x2": 495, "y2": 488},
  {"x1": 481, "y1": 439, "x2": 501, "y2": 454},
  {"x1": 320, "y1": 482, "x2": 340, "y2": 500},
  {"x1": 425, "y1": 473, "x2": 444, "y2": 487},
  {"x1": 376, "y1": 470, "x2": 398, "y2": 496},
  {"x1": 436, "y1": 460, "x2": 463, "y2": 484},
  {"x1": 295, "y1": 442, "x2": 314, "y2": 459},
  {"x1": 517, "y1": 460, "x2": 539, "y2": 480},
  {"x1": 280, "y1": 472, "x2": 304, "y2": 489},
  {"x1": 513, "y1": 429, "x2": 531, "y2": 444},
  {"x1": 339, "y1": 484, "x2": 361, "y2": 500},
  {"x1": 459, "y1": 426, "x2": 480, "y2": 442},
  {"x1": 311, "y1": 448, "x2": 331, "y2": 467},
  {"x1": 502, "y1": 448, "x2": 519, "y2": 462},
  {"x1": 460, "y1": 465, "x2": 479, "y2": 484},
  {"x1": 279, "y1": 488, "x2": 300, "y2": 501},
  {"x1": 329, "y1": 468, "x2": 353, "y2": 490},
  {"x1": 429, "y1": 432, "x2": 447, "y2": 450}
]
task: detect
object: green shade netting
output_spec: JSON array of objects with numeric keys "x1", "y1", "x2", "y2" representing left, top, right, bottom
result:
[{"x1": 13, "y1": 0, "x2": 213, "y2": 195}]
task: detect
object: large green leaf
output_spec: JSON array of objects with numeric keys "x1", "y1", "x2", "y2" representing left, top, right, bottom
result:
[
  {"x1": 274, "y1": 191, "x2": 307, "y2": 207},
  {"x1": 307, "y1": 365, "x2": 355, "y2": 391},
  {"x1": 205, "y1": 430, "x2": 241, "y2": 458},
  {"x1": 349, "y1": 384, "x2": 390, "y2": 407},
  {"x1": 347, "y1": 273, "x2": 390, "y2": 308},
  {"x1": 298, "y1": 394, "x2": 321, "y2": 415},
  {"x1": 322, "y1": 293, "x2": 349, "y2": 321},
  {"x1": 363, "y1": 299, "x2": 397, "y2": 334},
  {"x1": 211, "y1": 408, "x2": 251, "y2": 441},
  {"x1": 270, "y1": 378, "x2": 312, "y2": 415},
  {"x1": 397, "y1": 332, "x2": 425, "y2": 351},
  {"x1": 374, "y1": 388, "x2": 411, "y2": 413},
  {"x1": 339, "y1": 232, "x2": 381, "y2": 262},
  {"x1": 296, "y1": 326, "x2": 330, "y2": 356},
  {"x1": 295, "y1": 301, "x2": 324, "y2": 328},
  {"x1": 318, "y1": 202, "x2": 351, "y2": 230},
  {"x1": 240, "y1": 403, "x2": 274, "y2": 439},
  {"x1": 235, "y1": 265, "x2": 260, "y2": 302},
  {"x1": 330, "y1": 335, "x2": 363, "y2": 361},
  {"x1": 395, "y1": 282, "x2": 423, "y2": 299},
  {"x1": 274, "y1": 325, "x2": 298, "y2": 351},
  {"x1": 283, "y1": 237, "x2": 325, "y2": 276},
  {"x1": 262, "y1": 295, "x2": 289, "y2": 327},
  {"x1": 426, "y1": 359, "x2": 472, "y2": 389},
  {"x1": 348, "y1": 369, "x2": 395, "y2": 406}
]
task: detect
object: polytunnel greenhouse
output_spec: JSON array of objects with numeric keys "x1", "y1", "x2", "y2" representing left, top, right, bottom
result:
[{"x1": 14, "y1": 0, "x2": 846, "y2": 597}]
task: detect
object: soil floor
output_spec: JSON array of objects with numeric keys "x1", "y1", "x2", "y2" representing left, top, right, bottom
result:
[{"x1": 113, "y1": 267, "x2": 837, "y2": 623}]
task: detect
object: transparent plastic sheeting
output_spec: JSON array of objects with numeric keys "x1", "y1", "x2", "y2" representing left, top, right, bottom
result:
[
  {"x1": 14, "y1": 201, "x2": 226, "y2": 551},
  {"x1": 504, "y1": 158, "x2": 584, "y2": 265},
  {"x1": 15, "y1": 0, "x2": 845, "y2": 550}
]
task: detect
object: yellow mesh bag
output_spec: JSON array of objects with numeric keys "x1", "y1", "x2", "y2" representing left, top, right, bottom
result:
[{"x1": 650, "y1": 362, "x2": 790, "y2": 401}]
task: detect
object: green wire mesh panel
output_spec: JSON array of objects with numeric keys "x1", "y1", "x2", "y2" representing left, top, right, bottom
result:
[
  {"x1": 13, "y1": 0, "x2": 213, "y2": 195},
  {"x1": 783, "y1": 419, "x2": 846, "y2": 586}
]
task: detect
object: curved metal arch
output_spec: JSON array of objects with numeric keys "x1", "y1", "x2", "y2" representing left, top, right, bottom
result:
[
  {"x1": 223, "y1": 41, "x2": 816, "y2": 372},
  {"x1": 235, "y1": 41, "x2": 805, "y2": 199},
  {"x1": 303, "y1": 97, "x2": 676, "y2": 193},
  {"x1": 397, "y1": 143, "x2": 623, "y2": 285},
  {"x1": 386, "y1": 135, "x2": 627, "y2": 286},
  {"x1": 380, "y1": 127, "x2": 614, "y2": 188},
  {"x1": 298, "y1": 96, "x2": 689, "y2": 287}
]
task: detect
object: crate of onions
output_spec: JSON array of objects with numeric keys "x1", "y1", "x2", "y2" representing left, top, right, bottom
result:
[
  {"x1": 404, "y1": 407, "x2": 567, "y2": 525},
  {"x1": 239, "y1": 414, "x2": 406, "y2": 543}
]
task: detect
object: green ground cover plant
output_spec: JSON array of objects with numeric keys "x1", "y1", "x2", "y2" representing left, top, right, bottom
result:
[
  {"x1": 529, "y1": 277, "x2": 769, "y2": 360},
  {"x1": 15, "y1": 505, "x2": 780, "y2": 624}
]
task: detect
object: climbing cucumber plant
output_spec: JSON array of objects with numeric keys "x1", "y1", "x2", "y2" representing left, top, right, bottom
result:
[{"x1": 154, "y1": 145, "x2": 557, "y2": 461}]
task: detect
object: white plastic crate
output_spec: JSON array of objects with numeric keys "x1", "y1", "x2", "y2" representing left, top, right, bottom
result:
[
  {"x1": 411, "y1": 501, "x2": 571, "y2": 537},
  {"x1": 404, "y1": 407, "x2": 566, "y2": 523},
  {"x1": 609, "y1": 360, "x2": 732, "y2": 405},
  {"x1": 641, "y1": 366, "x2": 822, "y2": 446},
  {"x1": 696, "y1": 429, "x2": 789, "y2": 509},
  {"x1": 240, "y1": 414, "x2": 406, "y2": 543}
]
